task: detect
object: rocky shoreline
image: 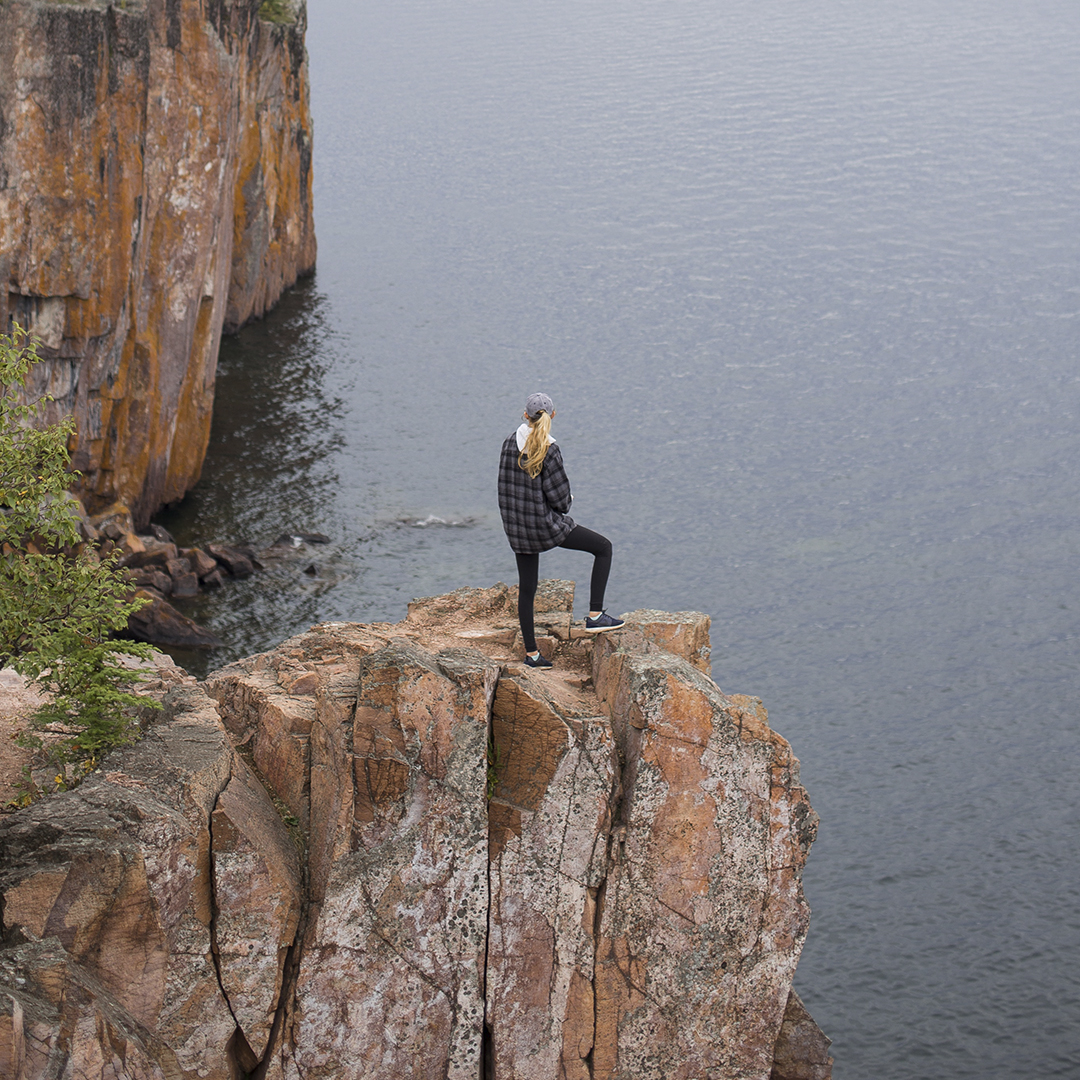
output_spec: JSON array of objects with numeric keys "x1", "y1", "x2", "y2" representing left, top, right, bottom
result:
[
  {"x1": 0, "y1": 582, "x2": 832, "y2": 1079},
  {"x1": 72, "y1": 501, "x2": 265, "y2": 649}
]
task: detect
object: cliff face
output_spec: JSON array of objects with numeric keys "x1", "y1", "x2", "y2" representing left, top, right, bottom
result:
[
  {"x1": 0, "y1": 0, "x2": 316, "y2": 527},
  {"x1": 0, "y1": 585, "x2": 832, "y2": 1080}
]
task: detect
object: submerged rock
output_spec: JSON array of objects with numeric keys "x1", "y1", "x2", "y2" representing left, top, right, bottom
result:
[
  {"x1": 272, "y1": 532, "x2": 332, "y2": 547},
  {"x1": 128, "y1": 567, "x2": 173, "y2": 595}
]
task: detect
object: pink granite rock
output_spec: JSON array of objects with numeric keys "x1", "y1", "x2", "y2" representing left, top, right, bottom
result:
[
  {"x1": 1, "y1": 590, "x2": 828, "y2": 1080},
  {"x1": 618, "y1": 608, "x2": 713, "y2": 674},
  {"x1": 210, "y1": 757, "x2": 303, "y2": 1062},
  {"x1": 207, "y1": 621, "x2": 391, "y2": 834},
  {"x1": 485, "y1": 670, "x2": 619, "y2": 1080},
  {"x1": 279, "y1": 642, "x2": 499, "y2": 1080},
  {"x1": 0, "y1": 683, "x2": 238, "y2": 1078},
  {"x1": 589, "y1": 641, "x2": 819, "y2": 1080},
  {"x1": 0, "y1": 941, "x2": 182, "y2": 1079}
]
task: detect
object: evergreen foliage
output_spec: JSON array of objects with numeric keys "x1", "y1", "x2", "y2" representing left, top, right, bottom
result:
[{"x1": 0, "y1": 325, "x2": 160, "y2": 800}]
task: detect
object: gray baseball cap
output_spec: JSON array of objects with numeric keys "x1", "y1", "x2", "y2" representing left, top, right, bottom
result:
[{"x1": 525, "y1": 392, "x2": 555, "y2": 419}]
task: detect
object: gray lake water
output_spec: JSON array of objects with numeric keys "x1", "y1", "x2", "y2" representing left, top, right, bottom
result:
[{"x1": 157, "y1": 1, "x2": 1080, "y2": 1076}]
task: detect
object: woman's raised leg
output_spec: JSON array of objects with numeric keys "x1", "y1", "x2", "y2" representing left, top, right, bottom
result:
[{"x1": 558, "y1": 525, "x2": 612, "y2": 612}]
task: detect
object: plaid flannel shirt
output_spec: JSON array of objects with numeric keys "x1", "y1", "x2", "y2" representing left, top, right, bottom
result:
[{"x1": 498, "y1": 433, "x2": 575, "y2": 554}]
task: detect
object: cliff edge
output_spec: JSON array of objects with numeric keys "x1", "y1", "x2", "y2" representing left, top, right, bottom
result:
[
  {"x1": 0, "y1": 0, "x2": 317, "y2": 526},
  {"x1": 0, "y1": 583, "x2": 832, "y2": 1079}
]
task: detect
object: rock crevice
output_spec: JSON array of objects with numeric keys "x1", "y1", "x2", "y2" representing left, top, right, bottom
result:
[{"x1": 0, "y1": 585, "x2": 833, "y2": 1079}]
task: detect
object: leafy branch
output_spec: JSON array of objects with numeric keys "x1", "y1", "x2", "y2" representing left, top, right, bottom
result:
[{"x1": 1, "y1": 324, "x2": 161, "y2": 802}]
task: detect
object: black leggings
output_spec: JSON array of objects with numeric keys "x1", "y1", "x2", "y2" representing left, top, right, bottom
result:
[{"x1": 515, "y1": 525, "x2": 612, "y2": 653}]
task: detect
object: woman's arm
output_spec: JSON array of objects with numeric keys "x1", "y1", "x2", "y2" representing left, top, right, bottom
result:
[{"x1": 542, "y1": 445, "x2": 573, "y2": 515}]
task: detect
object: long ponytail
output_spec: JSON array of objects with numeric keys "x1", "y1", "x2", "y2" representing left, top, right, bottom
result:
[{"x1": 518, "y1": 411, "x2": 552, "y2": 478}]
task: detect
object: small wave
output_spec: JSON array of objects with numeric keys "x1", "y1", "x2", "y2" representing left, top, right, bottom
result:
[
  {"x1": 401, "y1": 514, "x2": 477, "y2": 529},
  {"x1": 268, "y1": 532, "x2": 332, "y2": 549}
]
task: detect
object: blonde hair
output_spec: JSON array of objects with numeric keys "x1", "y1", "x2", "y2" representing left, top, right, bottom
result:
[{"x1": 519, "y1": 410, "x2": 552, "y2": 478}]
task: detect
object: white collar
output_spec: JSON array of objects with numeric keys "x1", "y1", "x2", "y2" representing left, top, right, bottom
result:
[{"x1": 516, "y1": 422, "x2": 555, "y2": 451}]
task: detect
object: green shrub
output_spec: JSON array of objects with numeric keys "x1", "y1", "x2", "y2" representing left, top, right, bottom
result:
[
  {"x1": 0, "y1": 325, "x2": 160, "y2": 801},
  {"x1": 258, "y1": 0, "x2": 295, "y2": 26}
]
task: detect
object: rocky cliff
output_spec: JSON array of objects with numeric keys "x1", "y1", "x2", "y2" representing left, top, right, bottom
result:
[
  {"x1": 0, "y1": 0, "x2": 316, "y2": 527},
  {"x1": 0, "y1": 584, "x2": 832, "y2": 1079}
]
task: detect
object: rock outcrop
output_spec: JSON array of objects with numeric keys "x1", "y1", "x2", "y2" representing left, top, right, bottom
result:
[
  {"x1": 0, "y1": 0, "x2": 317, "y2": 526},
  {"x1": 0, "y1": 666, "x2": 301, "y2": 1078},
  {"x1": 0, "y1": 583, "x2": 832, "y2": 1079}
]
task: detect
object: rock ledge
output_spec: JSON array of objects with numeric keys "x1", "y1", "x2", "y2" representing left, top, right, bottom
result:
[{"x1": 0, "y1": 582, "x2": 832, "y2": 1079}]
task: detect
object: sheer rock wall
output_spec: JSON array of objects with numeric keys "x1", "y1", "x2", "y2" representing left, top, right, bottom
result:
[
  {"x1": 0, "y1": 0, "x2": 316, "y2": 526},
  {"x1": 0, "y1": 585, "x2": 832, "y2": 1079}
]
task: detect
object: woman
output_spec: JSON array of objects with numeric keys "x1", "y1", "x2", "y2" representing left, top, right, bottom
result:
[{"x1": 497, "y1": 392, "x2": 624, "y2": 668}]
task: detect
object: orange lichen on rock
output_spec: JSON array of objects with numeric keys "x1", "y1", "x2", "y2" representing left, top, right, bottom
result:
[{"x1": 0, "y1": 0, "x2": 316, "y2": 526}]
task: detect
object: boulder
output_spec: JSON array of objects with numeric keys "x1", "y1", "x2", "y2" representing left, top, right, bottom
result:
[
  {"x1": 56, "y1": 491, "x2": 99, "y2": 544},
  {"x1": 182, "y1": 547, "x2": 220, "y2": 579},
  {"x1": 127, "y1": 589, "x2": 223, "y2": 648},
  {"x1": 145, "y1": 524, "x2": 176, "y2": 545},
  {"x1": 166, "y1": 556, "x2": 200, "y2": 598},
  {"x1": 207, "y1": 543, "x2": 255, "y2": 579},
  {"x1": 171, "y1": 573, "x2": 200, "y2": 599},
  {"x1": 165, "y1": 556, "x2": 191, "y2": 579},
  {"x1": 127, "y1": 567, "x2": 173, "y2": 595},
  {"x1": 77, "y1": 517, "x2": 100, "y2": 544},
  {"x1": 119, "y1": 543, "x2": 179, "y2": 571},
  {"x1": 201, "y1": 567, "x2": 228, "y2": 589},
  {"x1": 119, "y1": 531, "x2": 146, "y2": 556},
  {"x1": 88, "y1": 503, "x2": 134, "y2": 538}
]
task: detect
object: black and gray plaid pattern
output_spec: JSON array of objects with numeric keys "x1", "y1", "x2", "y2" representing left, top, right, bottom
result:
[{"x1": 497, "y1": 434, "x2": 575, "y2": 554}]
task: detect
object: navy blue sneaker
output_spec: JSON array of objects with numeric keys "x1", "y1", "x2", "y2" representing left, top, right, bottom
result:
[
  {"x1": 584, "y1": 611, "x2": 625, "y2": 633},
  {"x1": 523, "y1": 652, "x2": 553, "y2": 669}
]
